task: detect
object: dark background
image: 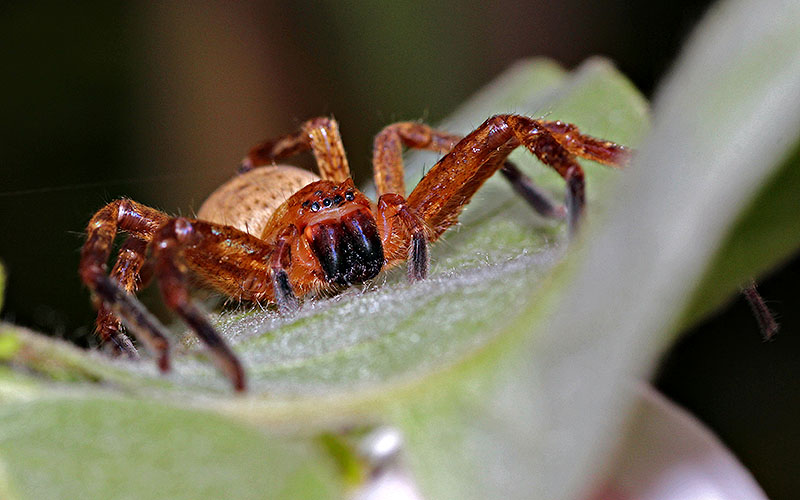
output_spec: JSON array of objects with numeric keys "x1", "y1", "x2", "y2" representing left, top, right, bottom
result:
[{"x1": 1, "y1": 1, "x2": 797, "y2": 498}]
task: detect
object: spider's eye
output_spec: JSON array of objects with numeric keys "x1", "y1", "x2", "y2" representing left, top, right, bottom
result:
[
  {"x1": 323, "y1": 198, "x2": 332, "y2": 207},
  {"x1": 345, "y1": 191, "x2": 355, "y2": 201},
  {"x1": 310, "y1": 201, "x2": 320, "y2": 212},
  {"x1": 333, "y1": 194, "x2": 343, "y2": 205},
  {"x1": 302, "y1": 200, "x2": 310, "y2": 208}
]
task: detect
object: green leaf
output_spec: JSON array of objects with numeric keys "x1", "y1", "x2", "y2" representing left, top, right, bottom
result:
[
  {"x1": 671, "y1": 0, "x2": 800, "y2": 326},
  {"x1": 2, "y1": 0, "x2": 799, "y2": 497},
  {"x1": 504, "y1": 1, "x2": 800, "y2": 498},
  {"x1": 0, "y1": 398, "x2": 341, "y2": 500},
  {"x1": 684, "y1": 142, "x2": 800, "y2": 324}
]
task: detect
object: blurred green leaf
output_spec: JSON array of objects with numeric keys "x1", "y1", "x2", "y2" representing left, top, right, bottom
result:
[
  {"x1": 0, "y1": 398, "x2": 340, "y2": 500},
  {"x1": 684, "y1": 143, "x2": 800, "y2": 324}
]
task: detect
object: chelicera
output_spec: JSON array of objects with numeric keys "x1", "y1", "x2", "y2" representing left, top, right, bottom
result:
[{"x1": 80, "y1": 115, "x2": 631, "y2": 391}]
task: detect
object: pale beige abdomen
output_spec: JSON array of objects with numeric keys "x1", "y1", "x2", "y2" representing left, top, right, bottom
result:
[{"x1": 196, "y1": 165, "x2": 320, "y2": 237}]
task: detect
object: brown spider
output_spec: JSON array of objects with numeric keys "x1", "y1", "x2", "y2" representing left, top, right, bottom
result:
[{"x1": 79, "y1": 115, "x2": 631, "y2": 391}]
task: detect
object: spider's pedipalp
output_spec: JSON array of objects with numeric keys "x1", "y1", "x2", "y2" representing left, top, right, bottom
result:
[
  {"x1": 408, "y1": 232, "x2": 429, "y2": 281},
  {"x1": 375, "y1": 193, "x2": 430, "y2": 277},
  {"x1": 270, "y1": 225, "x2": 300, "y2": 314}
]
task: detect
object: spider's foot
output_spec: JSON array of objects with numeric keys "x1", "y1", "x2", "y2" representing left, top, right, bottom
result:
[
  {"x1": 156, "y1": 350, "x2": 171, "y2": 372},
  {"x1": 408, "y1": 232, "x2": 429, "y2": 281},
  {"x1": 501, "y1": 161, "x2": 566, "y2": 220},
  {"x1": 564, "y1": 172, "x2": 586, "y2": 239},
  {"x1": 741, "y1": 281, "x2": 779, "y2": 340},
  {"x1": 229, "y1": 358, "x2": 247, "y2": 392},
  {"x1": 108, "y1": 331, "x2": 140, "y2": 360}
]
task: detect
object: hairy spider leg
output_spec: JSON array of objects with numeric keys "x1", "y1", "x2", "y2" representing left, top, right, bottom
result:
[
  {"x1": 368, "y1": 122, "x2": 459, "y2": 279},
  {"x1": 741, "y1": 280, "x2": 779, "y2": 340},
  {"x1": 95, "y1": 236, "x2": 150, "y2": 357},
  {"x1": 372, "y1": 121, "x2": 571, "y2": 220},
  {"x1": 370, "y1": 120, "x2": 581, "y2": 277},
  {"x1": 372, "y1": 121, "x2": 462, "y2": 197},
  {"x1": 403, "y1": 115, "x2": 630, "y2": 240},
  {"x1": 84, "y1": 200, "x2": 297, "y2": 390},
  {"x1": 81, "y1": 199, "x2": 282, "y2": 389},
  {"x1": 80, "y1": 199, "x2": 171, "y2": 369},
  {"x1": 499, "y1": 161, "x2": 567, "y2": 220},
  {"x1": 368, "y1": 116, "x2": 628, "y2": 277},
  {"x1": 537, "y1": 120, "x2": 630, "y2": 166},
  {"x1": 152, "y1": 214, "x2": 327, "y2": 390},
  {"x1": 241, "y1": 117, "x2": 351, "y2": 183},
  {"x1": 372, "y1": 121, "x2": 579, "y2": 220},
  {"x1": 149, "y1": 218, "x2": 256, "y2": 391}
]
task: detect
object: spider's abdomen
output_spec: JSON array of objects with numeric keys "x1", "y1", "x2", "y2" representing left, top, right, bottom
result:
[
  {"x1": 197, "y1": 165, "x2": 319, "y2": 237},
  {"x1": 305, "y1": 208, "x2": 384, "y2": 286}
]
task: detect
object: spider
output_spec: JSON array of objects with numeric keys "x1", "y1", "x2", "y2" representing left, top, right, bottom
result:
[{"x1": 80, "y1": 115, "x2": 631, "y2": 391}]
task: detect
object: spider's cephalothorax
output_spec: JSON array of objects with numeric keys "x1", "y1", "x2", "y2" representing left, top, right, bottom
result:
[
  {"x1": 80, "y1": 115, "x2": 633, "y2": 391},
  {"x1": 270, "y1": 179, "x2": 385, "y2": 288}
]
